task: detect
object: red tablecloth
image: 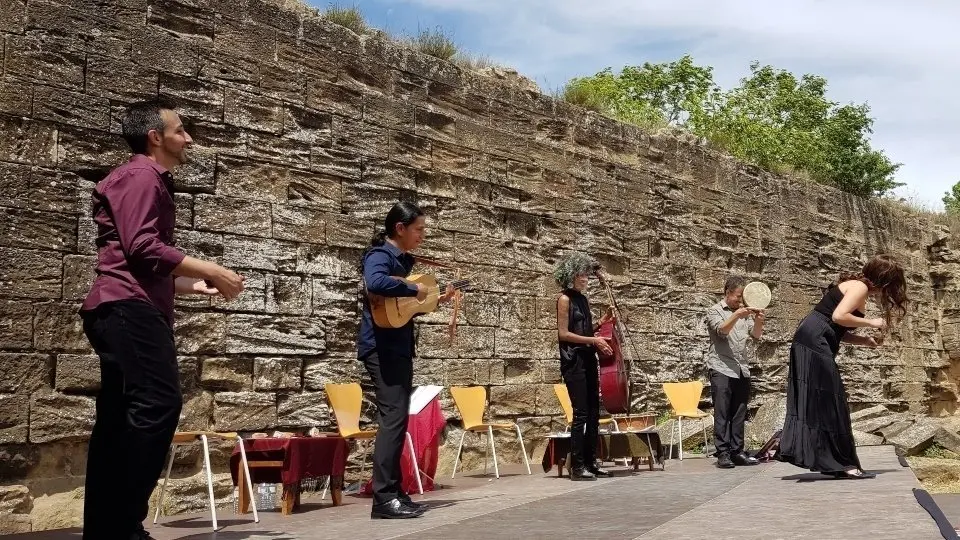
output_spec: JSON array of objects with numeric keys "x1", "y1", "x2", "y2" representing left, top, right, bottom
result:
[
  {"x1": 362, "y1": 396, "x2": 446, "y2": 495},
  {"x1": 230, "y1": 436, "x2": 349, "y2": 486}
]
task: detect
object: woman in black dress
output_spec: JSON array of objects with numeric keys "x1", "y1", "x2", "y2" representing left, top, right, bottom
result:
[
  {"x1": 554, "y1": 252, "x2": 614, "y2": 481},
  {"x1": 779, "y1": 254, "x2": 907, "y2": 478}
]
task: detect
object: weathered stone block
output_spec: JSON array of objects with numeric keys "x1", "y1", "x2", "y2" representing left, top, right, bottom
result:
[
  {"x1": 159, "y1": 73, "x2": 224, "y2": 123},
  {"x1": 0, "y1": 394, "x2": 29, "y2": 444},
  {"x1": 853, "y1": 430, "x2": 884, "y2": 446},
  {"x1": 33, "y1": 303, "x2": 88, "y2": 352},
  {"x1": 61, "y1": 255, "x2": 97, "y2": 301},
  {"x1": 194, "y1": 194, "x2": 272, "y2": 237},
  {"x1": 224, "y1": 87, "x2": 284, "y2": 134},
  {"x1": 55, "y1": 354, "x2": 100, "y2": 393},
  {"x1": 489, "y1": 385, "x2": 536, "y2": 417},
  {"x1": 178, "y1": 391, "x2": 214, "y2": 431},
  {"x1": 5, "y1": 35, "x2": 84, "y2": 90},
  {"x1": 200, "y1": 357, "x2": 252, "y2": 391},
  {"x1": 0, "y1": 353, "x2": 53, "y2": 394},
  {"x1": 265, "y1": 274, "x2": 312, "y2": 315},
  {"x1": 272, "y1": 205, "x2": 326, "y2": 243},
  {"x1": 222, "y1": 235, "x2": 294, "y2": 272},
  {"x1": 213, "y1": 392, "x2": 277, "y2": 431},
  {"x1": 325, "y1": 212, "x2": 373, "y2": 248},
  {"x1": 0, "y1": 484, "x2": 32, "y2": 515},
  {"x1": 0, "y1": 300, "x2": 34, "y2": 349},
  {"x1": 147, "y1": 0, "x2": 214, "y2": 39},
  {"x1": 849, "y1": 404, "x2": 891, "y2": 422},
  {"x1": 85, "y1": 55, "x2": 159, "y2": 101},
  {"x1": 303, "y1": 355, "x2": 360, "y2": 391},
  {"x1": 0, "y1": 247, "x2": 62, "y2": 300},
  {"x1": 277, "y1": 392, "x2": 330, "y2": 429},
  {"x1": 888, "y1": 418, "x2": 941, "y2": 455},
  {"x1": 29, "y1": 391, "x2": 95, "y2": 443},
  {"x1": 175, "y1": 311, "x2": 226, "y2": 354},
  {"x1": 216, "y1": 156, "x2": 342, "y2": 210},
  {"x1": 225, "y1": 314, "x2": 325, "y2": 355},
  {"x1": 503, "y1": 358, "x2": 539, "y2": 384},
  {"x1": 0, "y1": 208, "x2": 76, "y2": 252},
  {"x1": 254, "y1": 358, "x2": 302, "y2": 391},
  {"x1": 56, "y1": 126, "x2": 128, "y2": 177}
]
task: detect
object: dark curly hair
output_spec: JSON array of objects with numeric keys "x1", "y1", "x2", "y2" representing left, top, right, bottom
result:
[{"x1": 839, "y1": 253, "x2": 908, "y2": 326}]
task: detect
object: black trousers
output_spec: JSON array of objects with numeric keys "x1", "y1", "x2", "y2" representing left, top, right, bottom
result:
[
  {"x1": 362, "y1": 350, "x2": 413, "y2": 506},
  {"x1": 561, "y1": 350, "x2": 600, "y2": 469},
  {"x1": 710, "y1": 370, "x2": 750, "y2": 457},
  {"x1": 81, "y1": 300, "x2": 182, "y2": 540}
]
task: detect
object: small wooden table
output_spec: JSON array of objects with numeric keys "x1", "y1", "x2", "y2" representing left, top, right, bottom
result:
[
  {"x1": 230, "y1": 436, "x2": 349, "y2": 516},
  {"x1": 542, "y1": 429, "x2": 664, "y2": 477}
]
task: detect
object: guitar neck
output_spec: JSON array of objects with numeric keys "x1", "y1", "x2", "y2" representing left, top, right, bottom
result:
[{"x1": 440, "y1": 279, "x2": 470, "y2": 290}]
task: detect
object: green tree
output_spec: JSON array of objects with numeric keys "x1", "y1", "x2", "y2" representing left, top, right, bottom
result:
[
  {"x1": 563, "y1": 57, "x2": 903, "y2": 198},
  {"x1": 944, "y1": 181, "x2": 960, "y2": 214}
]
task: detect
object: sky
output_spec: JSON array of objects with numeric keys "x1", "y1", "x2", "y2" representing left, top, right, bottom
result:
[{"x1": 317, "y1": 0, "x2": 960, "y2": 210}]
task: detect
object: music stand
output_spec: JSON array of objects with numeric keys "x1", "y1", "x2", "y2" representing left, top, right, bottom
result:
[{"x1": 407, "y1": 385, "x2": 443, "y2": 491}]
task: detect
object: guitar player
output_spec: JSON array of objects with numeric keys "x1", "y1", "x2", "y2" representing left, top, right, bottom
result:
[{"x1": 358, "y1": 201, "x2": 455, "y2": 520}]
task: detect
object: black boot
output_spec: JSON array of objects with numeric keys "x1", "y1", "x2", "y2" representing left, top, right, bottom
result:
[
  {"x1": 732, "y1": 452, "x2": 759, "y2": 466},
  {"x1": 570, "y1": 467, "x2": 597, "y2": 481},
  {"x1": 398, "y1": 492, "x2": 426, "y2": 511},
  {"x1": 588, "y1": 461, "x2": 613, "y2": 477},
  {"x1": 716, "y1": 453, "x2": 735, "y2": 469}
]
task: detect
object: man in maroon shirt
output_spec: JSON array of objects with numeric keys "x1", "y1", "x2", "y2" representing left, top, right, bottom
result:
[{"x1": 80, "y1": 98, "x2": 245, "y2": 540}]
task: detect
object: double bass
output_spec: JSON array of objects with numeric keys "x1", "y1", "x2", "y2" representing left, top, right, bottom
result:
[{"x1": 594, "y1": 270, "x2": 631, "y2": 414}]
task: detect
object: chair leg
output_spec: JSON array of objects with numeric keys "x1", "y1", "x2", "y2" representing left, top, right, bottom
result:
[
  {"x1": 483, "y1": 431, "x2": 489, "y2": 476},
  {"x1": 200, "y1": 435, "x2": 218, "y2": 531},
  {"x1": 359, "y1": 438, "x2": 370, "y2": 478},
  {"x1": 488, "y1": 426, "x2": 500, "y2": 479},
  {"x1": 515, "y1": 424, "x2": 531, "y2": 475},
  {"x1": 451, "y1": 431, "x2": 467, "y2": 479},
  {"x1": 678, "y1": 418, "x2": 684, "y2": 461},
  {"x1": 320, "y1": 476, "x2": 330, "y2": 501},
  {"x1": 701, "y1": 418, "x2": 709, "y2": 456},
  {"x1": 406, "y1": 432, "x2": 424, "y2": 495},
  {"x1": 668, "y1": 418, "x2": 675, "y2": 461},
  {"x1": 153, "y1": 444, "x2": 177, "y2": 524},
  {"x1": 236, "y1": 435, "x2": 259, "y2": 523}
]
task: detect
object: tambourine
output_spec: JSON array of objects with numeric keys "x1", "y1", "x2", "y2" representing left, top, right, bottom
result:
[{"x1": 743, "y1": 281, "x2": 771, "y2": 309}]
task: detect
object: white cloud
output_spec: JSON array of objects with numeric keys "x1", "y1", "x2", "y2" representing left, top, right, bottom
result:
[{"x1": 394, "y1": 0, "x2": 960, "y2": 209}]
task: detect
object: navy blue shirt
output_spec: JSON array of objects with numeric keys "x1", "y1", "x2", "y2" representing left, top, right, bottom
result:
[{"x1": 357, "y1": 241, "x2": 419, "y2": 359}]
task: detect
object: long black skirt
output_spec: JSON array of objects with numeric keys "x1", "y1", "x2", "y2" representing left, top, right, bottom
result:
[{"x1": 778, "y1": 311, "x2": 862, "y2": 473}]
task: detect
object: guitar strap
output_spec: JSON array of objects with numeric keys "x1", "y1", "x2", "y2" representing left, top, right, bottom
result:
[{"x1": 413, "y1": 256, "x2": 463, "y2": 344}]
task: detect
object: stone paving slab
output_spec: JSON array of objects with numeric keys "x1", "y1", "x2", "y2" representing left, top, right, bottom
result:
[
  {"x1": 9, "y1": 447, "x2": 945, "y2": 539},
  {"x1": 638, "y1": 446, "x2": 941, "y2": 540}
]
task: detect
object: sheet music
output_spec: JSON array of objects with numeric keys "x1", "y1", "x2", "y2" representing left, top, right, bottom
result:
[{"x1": 409, "y1": 385, "x2": 443, "y2": 414}]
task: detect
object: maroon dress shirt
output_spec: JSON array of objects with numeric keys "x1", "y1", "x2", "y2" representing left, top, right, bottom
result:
[{"x1": 80, "y1": 154, "x2": 186, "y2": 326}]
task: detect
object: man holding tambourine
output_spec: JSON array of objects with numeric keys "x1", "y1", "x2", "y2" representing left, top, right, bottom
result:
[{"x1": 703, "y1": 276, "x2": 768, "y2": 469}]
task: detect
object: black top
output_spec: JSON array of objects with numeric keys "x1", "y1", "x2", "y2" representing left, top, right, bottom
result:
[
  {"x1": 812, "y1": 283, "x2": 864, "y2": 341},
  {"x1": 558, "y1": 288, "x2": 594, "y2": 363}
]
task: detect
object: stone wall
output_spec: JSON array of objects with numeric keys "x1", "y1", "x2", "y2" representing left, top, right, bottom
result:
[{"x1": 0, "y1": 0, "x2": 957, "y2": 531}]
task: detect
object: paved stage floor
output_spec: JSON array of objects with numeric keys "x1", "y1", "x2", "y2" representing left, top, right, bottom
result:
[{"x1": 11, "y1": 445, "x2": 951, "y2": 540}]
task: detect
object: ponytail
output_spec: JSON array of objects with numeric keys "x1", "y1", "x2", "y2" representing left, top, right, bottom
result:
[{"x1": 370, "y1": 229, "x2": 387, "y2": 248}]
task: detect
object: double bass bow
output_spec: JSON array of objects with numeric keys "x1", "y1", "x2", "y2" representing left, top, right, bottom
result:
[{"x1": 594, "y1": 269, "x2": 636, "y2": 415}]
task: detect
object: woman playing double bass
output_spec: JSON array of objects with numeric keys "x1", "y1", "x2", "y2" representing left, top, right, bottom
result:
[{"x1": 555, "y1": 252, "x2": 615, "y2": 481}]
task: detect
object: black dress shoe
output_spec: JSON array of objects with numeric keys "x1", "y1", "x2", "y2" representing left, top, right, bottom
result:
[
  {"x1": 398, "y1": 493, "x2": 426, "y2": 511},
  {"x1": 371, "y1": 498, "x2": 424, "y2": 519},
  {"x1": 732, "y1": 452, "x2": 759, "y2": 466},
  {"x1": 588, "y1": 465, "x2": 613, "y2": 478},
  {"x1": 716, "y1": 453, "x2": 735, "y2": 469},
  {"x1": 570, "y1": 467, "x2": 597, "y2": 481}
]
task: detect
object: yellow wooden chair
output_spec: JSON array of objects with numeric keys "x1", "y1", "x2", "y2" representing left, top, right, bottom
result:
[
  {"x1": 450, "y1": 386, "x2": 532, "y2": 479},
  {"x1": 662, "y1": 381, "x2": 711, "y2": 460},
  {"x1": 154, "y1": 431, "x2": 259, "y2": 531},
  {"x1": 553, "y1": 383, "x2": 621, "y2": 433},
  {"x1": 324, "y1": 382, "x2": 423, "y2": 494}
]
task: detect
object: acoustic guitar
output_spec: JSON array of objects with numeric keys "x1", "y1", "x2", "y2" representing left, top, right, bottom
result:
[{"x1": 369, "y1": 274, "x2": 470, "y2": 329}]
